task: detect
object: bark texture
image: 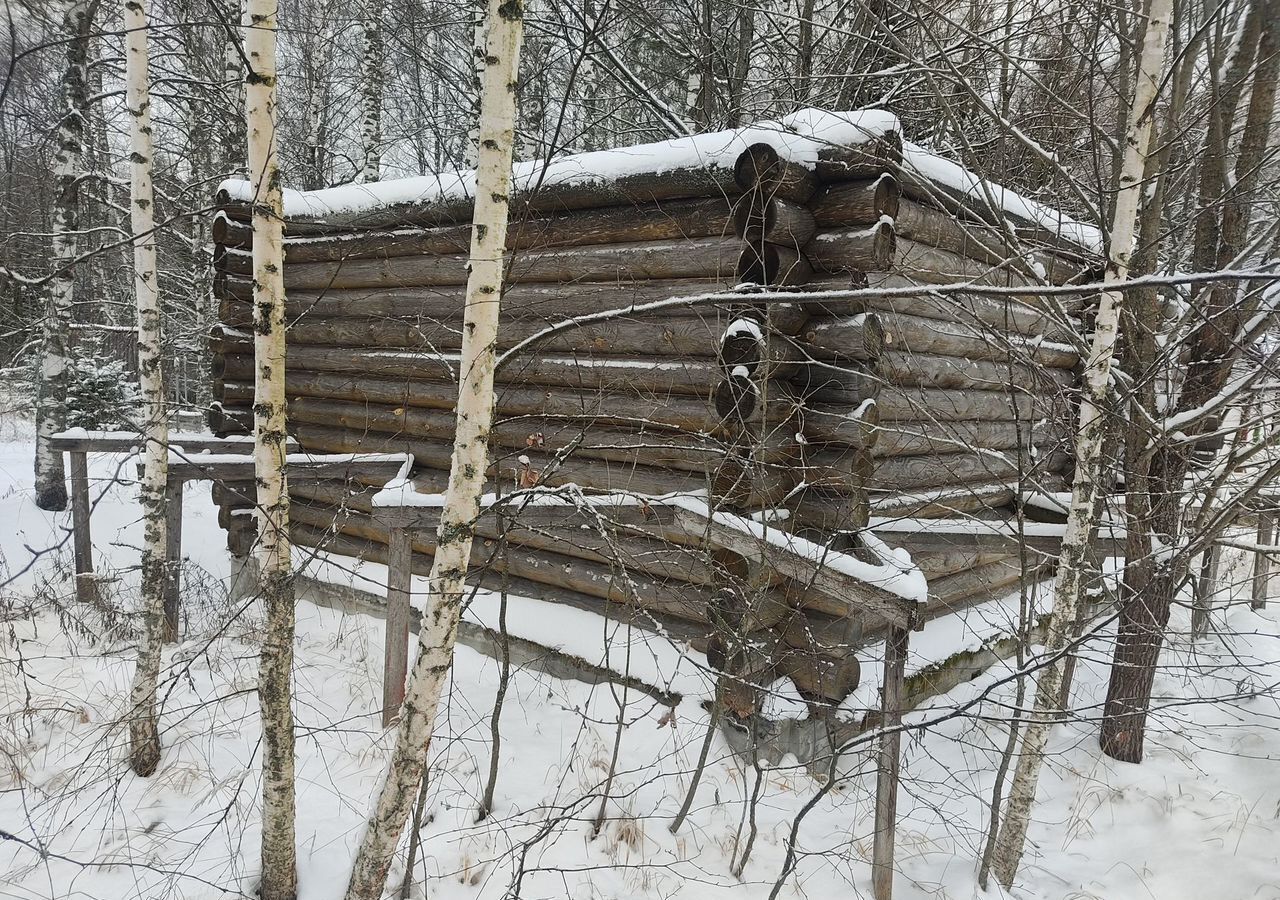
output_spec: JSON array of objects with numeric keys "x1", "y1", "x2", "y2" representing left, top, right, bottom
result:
[
  {"x1": 342, "y1": 0, "x2": 525, "y2": 896},
  {"x1": 990, "y1": 0, "x2": 1173, "y2": 885},
  {"x1": 245, "y1": 0, "x2": 298, "y2": 895},
  {"x1": 123, "y1": 0, "x2": 169, "y2": 778},
  {"x1": 35, "y1": 0, "x2": 94, "y2": 511}
]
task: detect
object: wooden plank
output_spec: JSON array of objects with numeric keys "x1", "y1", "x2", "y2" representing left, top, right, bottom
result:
[
  {"x1": 162, "y1": 454, "x2": 408, "y2": 483},
  {"x1": 164, "y1": 477, "x2": 184, "y2": 642},
  {"x1": 872, "y1": 626, "x2": 909, "y2": 900},
  {"x1": 383, "y1": 527, "x2": 413, "y2": 726},
  {"x1": 670, "y1": 505, "x2": 917, "y2": 629},
  {"x1": 68, "y1": 450, "x2": 97, "y2": 605},
  {"x1": 50, "y1": 431, "x2": 297, "y2": 455}
]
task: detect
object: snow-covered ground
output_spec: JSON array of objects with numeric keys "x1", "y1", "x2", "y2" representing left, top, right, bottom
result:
[{"x1": 2, "y1": 425, "x2": 1279, "y2": 899}]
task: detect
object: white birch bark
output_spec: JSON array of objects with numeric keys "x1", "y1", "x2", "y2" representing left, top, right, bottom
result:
[
  {"x1": 990, "y1": 0, "x2": 1174, "y2": 886},
  {"x1": 358, "y1": 0, "x2": 385, "y2": 183},
  {"x1": 122, "y1": 0, "x2": 169, "y2": 779},
  {"x1": 34, "y1": 0, "x2": 92, "y2": 512},
  {"x1": 342, "y1": 0, "x2": 525, "y2": 894},
  {"x1": 245, "y1": 0, "x2": 297, "y2": 895}
]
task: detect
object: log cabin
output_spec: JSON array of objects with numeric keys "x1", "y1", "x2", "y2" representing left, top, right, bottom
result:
[{"x1": 209, "y1": 108, "x2": 1102, "y2": 719}]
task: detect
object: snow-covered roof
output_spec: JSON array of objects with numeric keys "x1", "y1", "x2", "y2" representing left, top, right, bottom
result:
[{"x1": 217, "y1": 108, "x2": 1101, "y2": 255}]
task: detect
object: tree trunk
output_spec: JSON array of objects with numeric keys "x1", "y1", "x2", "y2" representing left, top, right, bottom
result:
[
  {"x1": 1100, "y1": 0, "x2": 1279, "y2": 763},
  {"x1": 35, "y1": 0, "x2": 94, "y2": 511},
  {"x1": 358, "y1": 0, "x2": 385, "y2": 182},
  {"x1": 245, "y1": 0, "x2": 298, "y2": 895},
  {"x1": 123, "y1": 0, "x2": 169, "y2": 779},
  {"x1": 342, "y1": 0, "x2": 525, "y2": 896},
  {"x1": 990, "y1": 0, "x2": 1173, "y2": 885}
]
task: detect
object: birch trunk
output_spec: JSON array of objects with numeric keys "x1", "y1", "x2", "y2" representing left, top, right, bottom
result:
[
  {"x1": 357, "y1": 0, "x2": 384, "y2": 182},
  {"x1": 123, "y1": 0, "x2": 168, "y2": 778},
  {"x1": 34, "y1": 0, "x2": 93, "y2": 512},
  {"x1": 245, "y1": 0, "x2": 297, "y2": 895},
  {"x1": 342, "y1": 0, "x2": 525, "y2": 894},
  {"x1": 990, "y1": 0, "x2": 1174, "y2": 886}
]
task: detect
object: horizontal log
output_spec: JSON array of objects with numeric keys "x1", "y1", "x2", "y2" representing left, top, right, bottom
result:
[
  {"x1": 873, "y1": 386, "x2": 1042, "y2": 422},
  {"x1": 217, "y1": 163, "x2": 745, "y2": 233},
  {"x1": 788, "y1": 488, "x2": 871, "y2": 535},
  {"x1": 894, "y1": 238, "x2": 1038, "y2": 287},
  {"x1": 221, "y1": 371, "x2": 723, "y2": 432},
  {"x1": 221, "y1": 236, "x2": 743, "y2": 290},
  {"x1": 289, "y1": 486, "x2": 724, "y2": 588},
  {"x1": 794, "y1": 313, "x2": 887, "y2": 363},
  {"x1": 216, "y1": 347, "x2": 725, "y2": 397},
  {"x1": 775, "y1": 649, "x2": 861, "y2": 703},
  {"x1": 871, "y1": 419, "x2": 1060, "y2": 458},
  {"x1": 910, "y1": 548, "x2": 1014, "y2": 581},
  {"x1": 215, "y1": 196, "x2": 737, "y2": 259},
  {"x1": 893, "y1": 199, "x2": 1087, "y2": 286},
  {"x1": 804, "y1": 219, "x2": 896, "y2": 273},
  {"x1": 293, "y1": 425, "x2": 795, "y2": 507},
  {"x1": 286, "y1": 509, "x2": 728, "y2": 627},
  {"x1": 217, "y1": 277, "x2": 737, "y2": 322},
  {"x1": 733, "y1": 194, "x2": 816, "y2": 247},
  {"x1": 733, "y1": 143, "x2": 819, "y2": 202},
  {"x1": 812, "y1": 132, "x2": 903, "y2": 182},
  {"x1": 801, "y1": 398, "x2": 882, "y2": 447},
  {"x1": 216, "y1": 314, "x2": 727, "y2": 358},
  {"x1": 874, "y1": 311, "x2": 1079, "y2": 368},
  {"x1": 876, "y1": 350, "x2": 1076, "y2": 392},
  {"x1": 869, "y1": 479, "x2": 1018, "y2": 518},
  {"x1": 896, "y1": 172, "x2": 1099, "y2": 263},
  {"x1": 864, "y1": 273, "x2": 1083, "y2": 336},
  {"x1": 285, "y1": 396, "x2": 728, "y2": 473},
  {"x1": 868, "y1": 450, "x2": 1021, "y2": 493},
  {"x1": 810, "y1": 176, "x2": 901, "y2": 227}
]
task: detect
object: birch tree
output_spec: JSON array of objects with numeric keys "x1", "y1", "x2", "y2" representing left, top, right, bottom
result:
[
  {"x1": 358, "y1": 0, "x2": 385, "y2": 182},
  {"x1": 989, "y1": 0, "x2": 1175, "y2": 885},
  {"x1": 121, "y1": 0, "x2": 169, "y2": 778},
  {"x1": 245, "y1": 0, "x2": 298, "y2": 895},
  {"x1": 33, "y1": 0, "x2": 96, "y2": 511},
  {"x1": 342, "y1": 0, "x2": 525, "y2": 893}
]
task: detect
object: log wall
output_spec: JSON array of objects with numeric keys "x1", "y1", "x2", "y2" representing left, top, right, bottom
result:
[{"x1": 210, "y1": 124, "x2": 1097, "y2": 711}]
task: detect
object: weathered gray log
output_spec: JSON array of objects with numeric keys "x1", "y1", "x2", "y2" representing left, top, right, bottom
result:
[
  {"x1": 217, "y1": 162, "x2": 745, "y2": 233},
  {"x1": 804, "y1": 219, "x2": 896, "y2": 273},
  {"x1": 873, "y1": 311, "x2": 1079, "y2": 368},
  {"x1": 794, "y1": 313, "x2": 887, "y2": 362},
  {"x1": 217, "y1": 276, "x2": 737, "y2": 322},
  {"x1": 862, "y1": 273, "x2": 1082, "y2": 337},
  {"x1": 222, "y1": 371, "x2": 722, "y2": 431},
  {"x1": 219, "y1": 236, "x2": 742, "y2": 289},
  {"x1": 790, "y1": 358, "x2": 882, "y2": 405},
  {"x1": 733, "y1": 194, "x2": 817, "y2": 247},
  {"x1": 810, "y1": 176, "x2": 901, "y2": 227},
  {"x1": 876, "y1": 350, "x2": 1076, "y2": 392},
  {"x1": 911, "y1": 547, "x2": 1014, "y2": 580},
  {"x1": 285, "y1": 396, "x2": 727, "y2": 472},
  {"x1": 787, "y1": 488, "x2": 871, "y2": 536},
  {"x1": 671, "y1": 505, "x2": 917, "y2": 629},
  {"x1": 893, "y1": 199, "x2": 1088, "y2": 285},
  {"x1": 869, "y1": 479, "x2": 1018, "y2": 518},
  {"x1": 217, "y1": 347, "x2": 725, "y2": 397},
  {"x1": 812, "y1": 132, "x2": 903, "y2": 182},
  {"x1": 894, "y1": 238, "x2": 1039, "y2": 287},
  {"x1": 871, "y1": 419, "x2": 1064, "y2": 458},
  {"x1": 216, "y1": 314, "x2": 727, "y2": 359},
  {"x1": 215, "y1": 196, "x2": 737, "y2": 259},
  {"x1": 733, "y1": 143, "x2": 819, "y2": 202},
  {"x1": 294, "y1": 425, "x2": 795, "y2": 507},
  {"x1": 868, "y1": 450, "x2": 1022, "y2": 493},
  {"x1": 801, "y1": 444, "x2": 876, "y2": 495},
  {"x1": 801, "y1": 398, "x2": 883, "y2": 447},
  {"x1": 872, "y1": 626, "x2": 907, "y2": 900},
  {"x1": 291, "y1": 485, "x2": 724, "y2": 589},
  {"x1": 873, "y1": 386, "x2": 1041, "y2": 422},
  {"x1": 736, "y1": 242, "x2": 814, "y2": 285}
]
